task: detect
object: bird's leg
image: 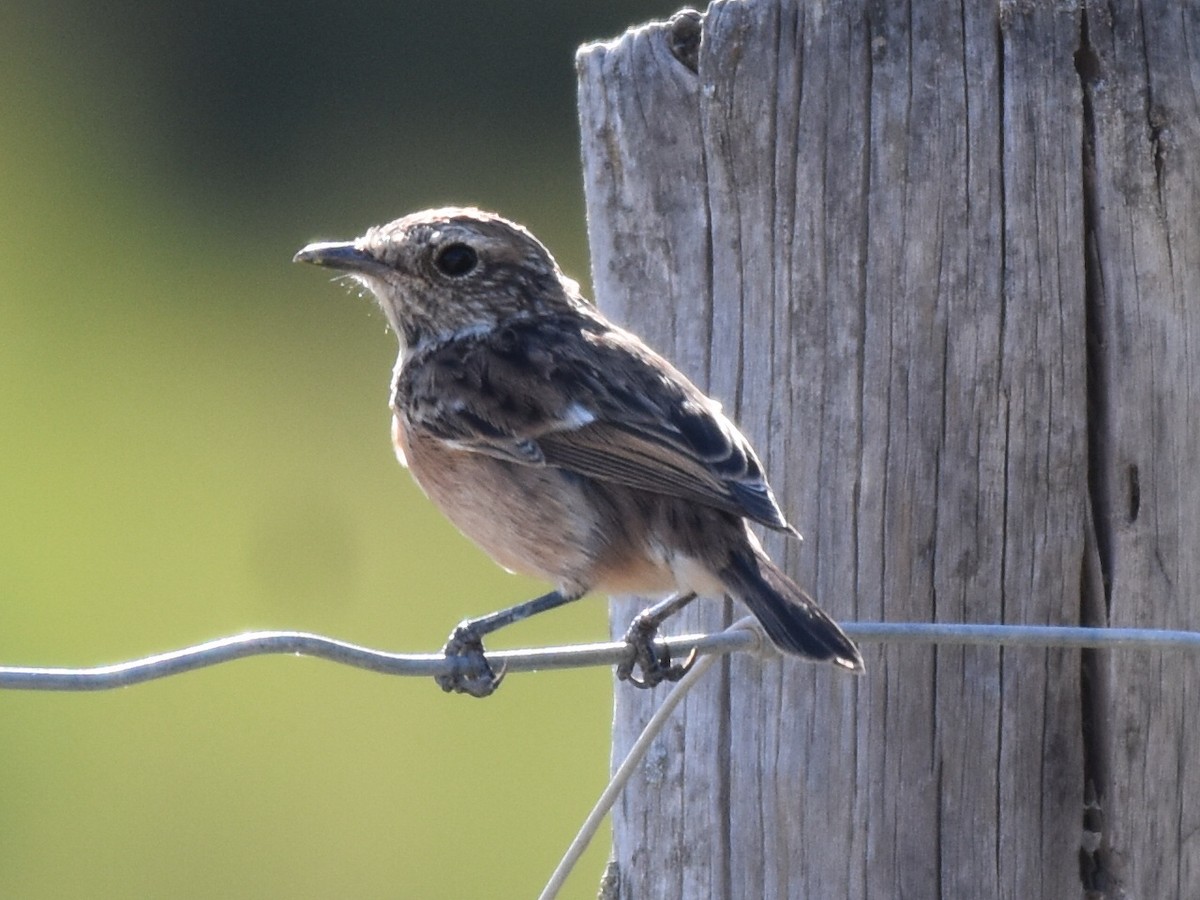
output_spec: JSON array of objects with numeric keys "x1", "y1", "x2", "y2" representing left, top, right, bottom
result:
[
  {"x1": 437, "y1": 588, "x2": 584, "y2": 698},
  {"x1": 617, "y1": 591, "x2": 699, "y2": 689}
]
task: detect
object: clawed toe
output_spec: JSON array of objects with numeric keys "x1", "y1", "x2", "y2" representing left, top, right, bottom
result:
[
  {"x1": 617, "y1": 614, "x2": 697, "y2": 689},
  {"x1": 436, "y1": 623, "x2": 504, "y2": 698}
]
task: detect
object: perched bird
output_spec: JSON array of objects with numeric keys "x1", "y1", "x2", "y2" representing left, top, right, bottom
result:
[{"x1": 295, "y1": 208, "x2": 862, "y2": 696}]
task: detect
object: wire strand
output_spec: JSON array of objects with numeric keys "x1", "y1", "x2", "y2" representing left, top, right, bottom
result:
[
  {"x1": 5, "y1": 619, "x2": 1197, "y2": 896},
  {"x1": 538, "y1": 616, "x2": 761, "y2": 900},
  {"x1": 2, "y1": 622, "x2": 1198, "y2": 691}
]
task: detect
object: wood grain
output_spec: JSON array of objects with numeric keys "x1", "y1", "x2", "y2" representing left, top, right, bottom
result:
[{"x1": 579, "y1": 1, "x2": 1200, "y2": 896}]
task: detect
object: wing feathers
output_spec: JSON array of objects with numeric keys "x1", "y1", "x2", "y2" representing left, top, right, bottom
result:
[{"x1": 393, "y1": 317, "x2": 795, "y2": 533}]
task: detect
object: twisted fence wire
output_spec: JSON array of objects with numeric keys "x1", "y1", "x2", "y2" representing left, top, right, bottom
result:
[
  {"x1": 2, "y1": 621, "x2": 1198, "y2": 691},
  {"x1": 5, "y1": 619, "x2": 1198, "y2": 899}
]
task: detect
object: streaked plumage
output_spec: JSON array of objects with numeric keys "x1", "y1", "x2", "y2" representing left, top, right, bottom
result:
[{"x1": 296, "y1": 208, "x2": 862, "y2": 695}]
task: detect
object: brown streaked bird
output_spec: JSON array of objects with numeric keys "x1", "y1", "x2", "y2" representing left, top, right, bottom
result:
[{"x1": 295, "y1": 208, "x2": 863, "y2": 697}]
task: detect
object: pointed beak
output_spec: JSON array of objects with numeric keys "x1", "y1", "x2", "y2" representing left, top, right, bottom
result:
[{"x1": 293, "y1": 240, "x2": 387, "y2": 275}]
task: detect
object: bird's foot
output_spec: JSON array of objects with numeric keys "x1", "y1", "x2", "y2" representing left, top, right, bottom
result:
[
  {"x1": 435, "y1": 622, "x2": 505, "y2": 698},
  {"x1": 616, "y1": 612, "x2": 697, "y2": 689}
]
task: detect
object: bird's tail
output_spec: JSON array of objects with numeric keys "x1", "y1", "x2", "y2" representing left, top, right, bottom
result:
[{"x1": 720, "y1": 547, "x2": 864, "y2": 673}]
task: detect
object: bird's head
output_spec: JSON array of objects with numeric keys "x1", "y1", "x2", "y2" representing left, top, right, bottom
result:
[{"x1": 294, "y1": 208, "x2": 585, "y2": 353}]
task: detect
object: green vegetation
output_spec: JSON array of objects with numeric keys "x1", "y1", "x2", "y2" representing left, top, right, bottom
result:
[{"x1": 0, "y1": 3, "x2": 680, "y2": 896}]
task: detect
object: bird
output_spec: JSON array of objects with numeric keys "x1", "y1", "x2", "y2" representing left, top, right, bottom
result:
[{"x1": 295, "y1": 208, "x2": 863, "y2": 696}]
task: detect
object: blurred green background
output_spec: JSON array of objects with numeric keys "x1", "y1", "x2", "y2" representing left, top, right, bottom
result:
[{"x1": 0, "y1": 2, "x2": 682, "y2": 897}]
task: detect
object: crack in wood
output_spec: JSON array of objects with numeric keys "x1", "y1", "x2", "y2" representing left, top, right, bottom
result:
[{"x1": 1076, "y1": 7, "x2": 1122, "y2": 896}]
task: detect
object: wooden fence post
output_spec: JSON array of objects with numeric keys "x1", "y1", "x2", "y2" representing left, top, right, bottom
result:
[{"x1": 577, "y1": 2, "x2": 1200, "y2": 897}]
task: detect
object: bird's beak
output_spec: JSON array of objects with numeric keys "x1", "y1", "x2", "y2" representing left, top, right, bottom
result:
[{"x1": 293, "y1": 240, "x2": 387, "y2": 275}]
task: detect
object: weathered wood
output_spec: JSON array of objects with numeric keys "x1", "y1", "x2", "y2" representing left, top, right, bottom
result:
[
  {"x1": 1080, "y1": 3, "x2": 1200, "y2": 897},
  {"x1": 578, "y1": 1, "x2": 1200, "y2": 897}
]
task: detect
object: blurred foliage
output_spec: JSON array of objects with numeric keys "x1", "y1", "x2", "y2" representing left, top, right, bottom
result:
[{"x1": 0, "y1": 2, "x2": 683, "y2": 897}]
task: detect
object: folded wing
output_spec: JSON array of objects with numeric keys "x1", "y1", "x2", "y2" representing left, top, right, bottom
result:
[{"x1": 394, "y1": 316, "x2": 797, "y2": 534}]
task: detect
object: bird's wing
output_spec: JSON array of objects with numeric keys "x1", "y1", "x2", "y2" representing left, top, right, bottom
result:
[{"x1": 394, "y1": 317, "x2": 796, "y2": 533}]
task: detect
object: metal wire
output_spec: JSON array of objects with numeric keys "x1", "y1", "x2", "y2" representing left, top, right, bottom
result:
[
  {"x1": 538, "y1": 618, "x2": 754, "y2": 900},
  {"x1": 540, "y1": 617, "x2": 1200, "y2": 900},
  {"x1": 1, "y1": 622, "x2": 1197, "y2": 691},
  {"x1": 5, "y1": 619, "x2": 1196, "y2": 899}
]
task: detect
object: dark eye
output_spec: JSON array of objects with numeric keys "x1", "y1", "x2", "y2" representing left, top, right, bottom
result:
[{"x1": 434, "y1": 242, "x2": 478, "y2": 277}]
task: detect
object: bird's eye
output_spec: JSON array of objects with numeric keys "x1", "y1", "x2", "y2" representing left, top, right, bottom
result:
[{"x1": 434, "y1": 243, "x2": 478, "y2": 277}]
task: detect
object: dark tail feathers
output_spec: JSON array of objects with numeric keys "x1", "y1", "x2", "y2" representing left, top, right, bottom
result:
[{"x1": 721, "y1": 548, "x2": 864, "y2": 673}]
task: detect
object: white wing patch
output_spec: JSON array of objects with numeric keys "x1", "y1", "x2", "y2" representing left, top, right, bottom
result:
[{"x1": 559, "y1": 402, "x2": 597, "y2": 430}]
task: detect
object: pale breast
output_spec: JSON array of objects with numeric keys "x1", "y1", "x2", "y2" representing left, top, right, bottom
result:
[{"x1": 394, "y1": 415, "x2": 603, "y2": 590}]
